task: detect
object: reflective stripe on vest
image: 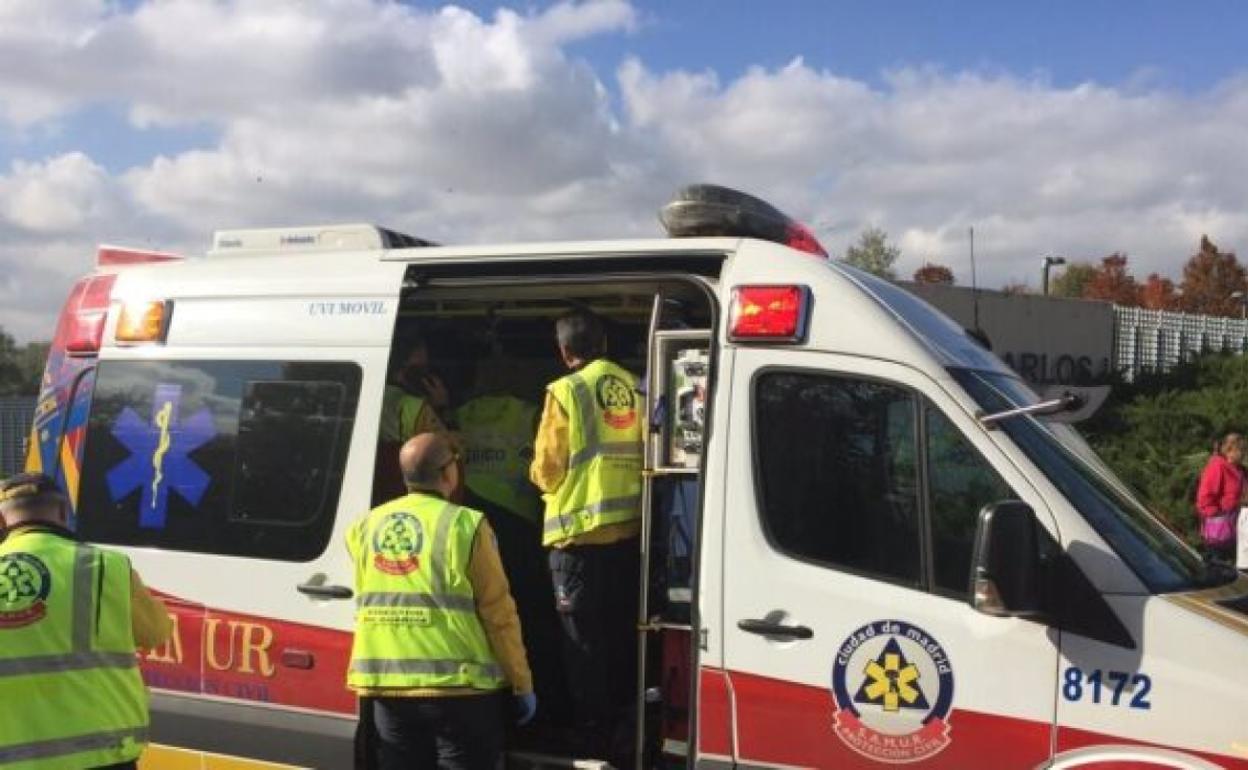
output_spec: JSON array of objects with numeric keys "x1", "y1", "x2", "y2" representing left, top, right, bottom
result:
[
  {"x1": 541, "y1": 359, "x2": 643, "y2": 546},
  {"x1": 456, "y1": 395, "x2": 540, "y2": 522},
  {"x1": 0, "y1": 727, "x2": 150, "y2": 765},
  {"x1": 0, "y1": 532, "x2": 148, "y2": 769},
  {"x1": 355, "y1": 591, "x2": 476, "y2": 612},
  {"x1": 346, "y1": 495, "x2": 506, "y2": 691}
]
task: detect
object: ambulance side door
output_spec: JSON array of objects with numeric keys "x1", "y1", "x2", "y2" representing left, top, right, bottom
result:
[{"x1": 719, "y1": 350, "x2": 1060, "y2": 769}]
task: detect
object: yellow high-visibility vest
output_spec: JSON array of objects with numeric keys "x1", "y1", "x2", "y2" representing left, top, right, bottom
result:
[
  {"x1": 456, "y1": 395, "x2": 540, "y2": 523},
  {"x1": 0, "y1": 530, "x2": 149, "y2": 769},
  {"x1": 380, "y1": 385, "x2": 427, "y2": 443},
  {"x1": 346, "y1": 493, "x2": 506, "y2": 691},
  {"x1": 542, "y1": 359, "x2": 643, "y2": 546}
]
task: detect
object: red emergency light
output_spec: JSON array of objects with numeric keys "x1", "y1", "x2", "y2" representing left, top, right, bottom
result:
[
  {"x1": 659, "y1": 184, "x2": 828, "y2": 257},
  {"x1": 729, "y1": 285, "x2": 810, "y2": 342},
  {"x1": 53, "y1": 274, "x2": 117, "y2": 354}
]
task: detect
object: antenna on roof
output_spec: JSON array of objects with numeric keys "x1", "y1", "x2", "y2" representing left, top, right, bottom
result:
[
  {"x1": 969, "y1": 226, "x2": 980, "y2": 331},
  {"x1": 965, "y1": 225, "x2": 993, "y2": 350}
]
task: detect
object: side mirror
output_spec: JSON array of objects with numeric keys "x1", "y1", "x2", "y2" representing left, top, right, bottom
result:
[{"x1": 970, "y1": 501, "x2": 1045, "y2": 619}]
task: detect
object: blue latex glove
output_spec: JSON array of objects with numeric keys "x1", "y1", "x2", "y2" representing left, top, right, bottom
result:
[{"x1": 514, "y1": 692, "x2": 538, "y2": 726}]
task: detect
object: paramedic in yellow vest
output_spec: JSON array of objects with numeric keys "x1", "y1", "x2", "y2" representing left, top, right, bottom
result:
[
  {"x1": 376, "y1": 334, "x2": 464, "y2": 506},
  {"x1": 0, "y1": 472, "x2": 172, "y2": 770},
  {"x1": 382, "y1": 335, "x2": 452, "y2": 444},
  {"x1": 530, "y1": 309, "x2": 642, "y2": 760},
  {"x1": 458, "y1": 359, "x2": 571, "y2": 725},
  {"x1": 348, "y1": 433, "x2": 535, "y2": 770}
]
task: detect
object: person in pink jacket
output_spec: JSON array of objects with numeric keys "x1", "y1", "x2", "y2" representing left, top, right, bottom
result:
[{"x1": 1195, "y1": 433, "x2": 1245, "y2": 560}]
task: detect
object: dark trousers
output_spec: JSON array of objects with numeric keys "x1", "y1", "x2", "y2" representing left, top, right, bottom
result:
[
  {"x1": 467, "y1": 493, "x2": 572, "y2": 726},
  {"x1": 373, "y1": 694, "x2": 507, "y2": 770},
  {"x1": 548, "y1": 539, "x2": 640, "y2": 752}
]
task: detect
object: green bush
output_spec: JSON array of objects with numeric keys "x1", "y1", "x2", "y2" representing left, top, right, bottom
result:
[{"x1": 1081, "y1": 352, "x2": 1248, "y2": 542}]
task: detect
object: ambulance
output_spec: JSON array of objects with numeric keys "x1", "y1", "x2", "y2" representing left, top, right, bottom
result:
[{"x1": 22, "y1": 184, "x2": 1248, "y2": 769}]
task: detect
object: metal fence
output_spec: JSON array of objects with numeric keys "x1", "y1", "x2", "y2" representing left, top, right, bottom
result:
[
  {"x1": 1114, "y1": 307, "x2": 1248, "y2": 381},
  {"x1": 0, "y1": 397, "x2": 35, "y2": 477}
]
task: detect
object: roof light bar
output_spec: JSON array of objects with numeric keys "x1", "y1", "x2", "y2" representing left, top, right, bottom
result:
[{"x1": 659, "y1": 184, "x2": 828, "y2": 257}]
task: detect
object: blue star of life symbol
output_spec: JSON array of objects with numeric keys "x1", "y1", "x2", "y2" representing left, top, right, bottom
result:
[{"x1": 106, "y1": 382, "x2": 215, "y2": 529}]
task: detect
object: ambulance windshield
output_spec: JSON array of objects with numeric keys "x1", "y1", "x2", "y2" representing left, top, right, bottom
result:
[{"x1": 952, "y1": 368, "x2": 1226, "y2": 594}]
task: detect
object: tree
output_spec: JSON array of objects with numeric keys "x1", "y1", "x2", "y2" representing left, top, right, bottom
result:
[
  {"x1": 0, "y1": 328, "x2": 46, "y2": 396},
  {"x1": 843, "y1": 226, "x2": 900, "y2": 279},
  {"x1": 1049, "y1": 262, "x2": 1097, "y2": 299},
  {"x1": 1177, "y1": 235, "x2": 1246, "y2": 316},
  {"x1": 1001, "y1": 282, "x2": 1031, "y2": 296},
  {"x1": 1140, "y1": 273, "x2": 1179, "y2": 311},
  {"x1": 912, "y1": 262, "x2": 955, "y2": 284},
  {"x1": 18, "y1": 342, "x2": 49, "y2": 394},
  {"x1": 0, "y1": 329, "x2": 25, "y2": 396},
  {"x1": 1083, "y1": 253, "x2": 1141, "y2": 306},
  {"x1": 1082, "y1": 352, "x2": 1248, "y2": 542}
]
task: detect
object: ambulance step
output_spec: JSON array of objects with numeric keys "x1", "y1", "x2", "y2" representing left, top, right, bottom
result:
[{"x1": 507, "y1": 751, "x2": 613, "y2": 769}]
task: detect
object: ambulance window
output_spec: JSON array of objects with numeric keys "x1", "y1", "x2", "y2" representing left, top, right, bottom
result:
[
  {"x1": 233, "y1": 379, "x2": 350, "y2": 525},
  {"x1": 78, "y1": 360, "x2": 361, "y2": 561},
  {"x1": 754, "y1": 371, "x2": 923, "y2": 588},
  {"x1": 925, "y1": 406, "x2": 1015, "y2": 597}
]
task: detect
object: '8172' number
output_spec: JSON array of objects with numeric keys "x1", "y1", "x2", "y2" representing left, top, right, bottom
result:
[{"x1": 1062, "y1": 666, "x2": 1152, "y2": 709}]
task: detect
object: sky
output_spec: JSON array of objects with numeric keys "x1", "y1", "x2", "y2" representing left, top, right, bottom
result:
[{"x1": 2, "y1": 0, "x2": 1247, "y2": 342}]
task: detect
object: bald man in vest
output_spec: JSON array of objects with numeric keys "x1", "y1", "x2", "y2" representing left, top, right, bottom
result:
[
  {"x1": 0, "y1": 472, "x2": 172, "y2": 769},
  {"x1": 530, "y1": 309, "x2": 643, "y2": 760},
  {"x1": 348, "y1": 433, "x2": 535, "y2": 770}
]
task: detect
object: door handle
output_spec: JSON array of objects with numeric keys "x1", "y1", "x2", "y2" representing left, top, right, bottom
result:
[
  {"x1": 297, "y1": 582, "x2": 354, "y2": 600},
  {"x1": 737, "y1": 618, "x2": 813, "y2": 640}
]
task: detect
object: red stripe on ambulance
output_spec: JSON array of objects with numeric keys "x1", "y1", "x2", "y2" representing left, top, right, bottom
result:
[{"x1": 141, "y1": 595, "x2": 355, "y2": 716}]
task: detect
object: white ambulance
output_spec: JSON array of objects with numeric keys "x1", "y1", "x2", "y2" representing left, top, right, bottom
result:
[{"x1": 24, "y1": 185, "x2": 1248, "y2": 770}]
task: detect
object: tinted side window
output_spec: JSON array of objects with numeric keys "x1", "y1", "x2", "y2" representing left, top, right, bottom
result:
[
  {"x1": 925, "y1": 406, "x2": 1015, "y2": 596},
  {"x1": 79, "y1": 360, "x2": 361, "y2": 561},
  {"x1": 754, "y1": 371, "x2": 922, "y2": 587}
]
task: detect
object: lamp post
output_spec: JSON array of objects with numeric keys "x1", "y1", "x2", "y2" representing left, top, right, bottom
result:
[{"x1": 1041, "y1": 256, "x2": 1067, "y2": 296}]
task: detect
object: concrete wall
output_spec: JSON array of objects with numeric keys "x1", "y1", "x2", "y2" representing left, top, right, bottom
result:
[{"x1": 903, "y1": 282, "x2": 1116, "y2": 385}]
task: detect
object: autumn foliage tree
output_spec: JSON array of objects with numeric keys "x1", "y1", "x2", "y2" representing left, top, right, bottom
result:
[
  {"x1": 1083, "y1": 253, "x2": 1141, "y2": 305},
  {"x1": 1177, "y1": 235, "x2": 1247, "y2": 317},
  {"x1": 1139, "y1": 273, "x2": 1178, "y2": 311},
  {"x1": 913, "y1": 262, "x2": 955, "y2": 284}
]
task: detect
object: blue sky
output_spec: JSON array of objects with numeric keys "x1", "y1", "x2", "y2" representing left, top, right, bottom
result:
[
  {"x1": 488, "y1": 0, "x2": 1248, "y2": 92},
  {"x1": 6, "y1": 1, "x2": 1244, "y2": 174},
  {"x1": 1, "y1": 0, "x2": 1247, "y2": 341}
]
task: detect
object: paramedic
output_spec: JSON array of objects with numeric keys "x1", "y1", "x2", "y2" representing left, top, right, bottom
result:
[
  {"x1": 347, "y1": 433, "x2": 536, "y2": 770},
  {"x1": 381, "y1": 335, "x2": 452, "y2": 443},
  {"x1": 376, "y1": 334, "x2": 462, "y2": 506},
  {"x1": 530, "y1": 309, "x2": 642, "y2": 759},
  {"x1": 0, "y1": 472, "x2": 172, "y2": 770},
  {"x1": 458, "y1": 356, "x2": 570, "y2": 725}
]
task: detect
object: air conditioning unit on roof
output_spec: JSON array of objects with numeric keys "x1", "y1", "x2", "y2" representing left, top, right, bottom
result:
[{"x1": 207, "y1": 224, "x2": 436, "y2": 257}]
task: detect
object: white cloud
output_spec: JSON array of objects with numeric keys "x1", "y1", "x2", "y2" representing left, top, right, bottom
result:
[{"x1": 1, "y1": 0, "x2": 1247, "y2": 342}]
